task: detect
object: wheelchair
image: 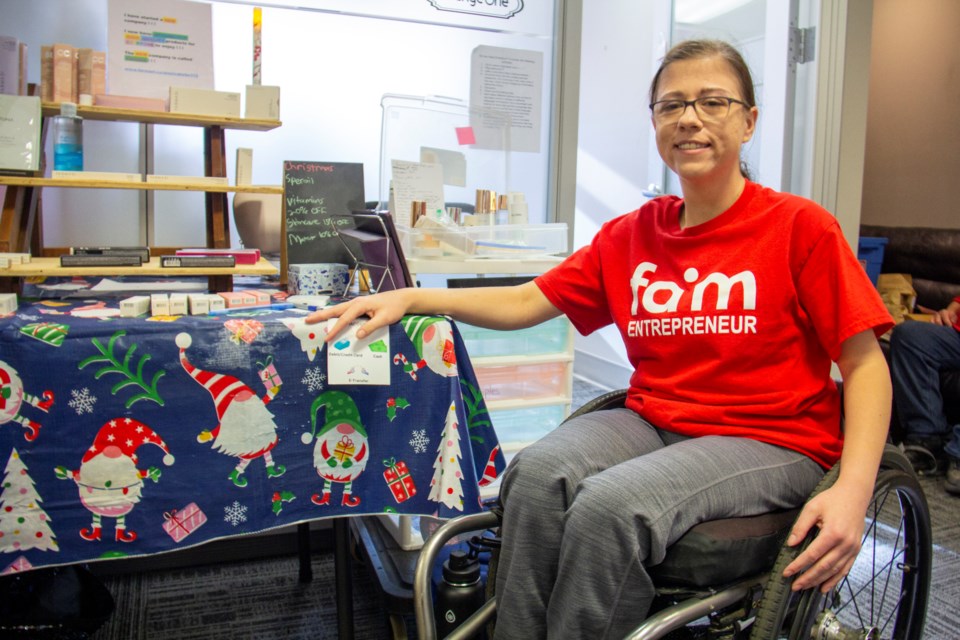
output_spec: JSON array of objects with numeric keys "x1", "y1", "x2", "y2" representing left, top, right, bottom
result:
[{"x1": 413, "y1": 389, "x2": 933, "y2": 639}]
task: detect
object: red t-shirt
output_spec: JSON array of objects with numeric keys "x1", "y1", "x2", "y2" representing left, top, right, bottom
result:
[{"x1": 536, "y1": 181, "x2": 893, "y2": 468}]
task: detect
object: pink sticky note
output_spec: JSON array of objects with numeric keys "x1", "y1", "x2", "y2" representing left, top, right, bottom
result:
[{"x1": 456, "y1": 127, "x2": 476, "y2": 145}]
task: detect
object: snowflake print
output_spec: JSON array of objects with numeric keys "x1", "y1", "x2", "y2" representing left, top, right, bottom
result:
[
  {"x1": 302, "y1": 367, "x2": 326, "y2": 393},
  {"x1": 409, "y1": 429, "x2": 429, "y2": 454},
  {"x1": 224, "y1": 501, "x2": 248, "y2": 526},
  {"x1": 68, "y1": 388, "x2": 97, "y2": 415}
]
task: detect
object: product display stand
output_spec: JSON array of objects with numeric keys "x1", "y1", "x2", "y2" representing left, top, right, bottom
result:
[{"x1": 331, "y1": 211, "x2": 413, "y2": 293}]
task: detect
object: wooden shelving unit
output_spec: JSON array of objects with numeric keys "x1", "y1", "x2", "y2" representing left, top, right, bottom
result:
[
  {"x1": 0, "y1": 105, "x2": 282, "y2": 292},
  {"x1": 0, "y1": 256, "x2": 278, "y2": 278},
  {"x1": 0, "y1": 176, "x2": 283, "y2": 194}
]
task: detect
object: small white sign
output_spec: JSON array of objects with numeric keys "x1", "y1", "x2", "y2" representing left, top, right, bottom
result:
[{"x1": 327, "y1": 320, "x2": 391, "y2": 386}]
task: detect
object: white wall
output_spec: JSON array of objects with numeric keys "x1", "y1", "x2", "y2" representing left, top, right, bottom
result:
[
  {"x1": 570, "y1": 1, "x2": 667, "y2": 387},
  {"x1": 860, "y1": 0, "x2": 960, "y2": 230}
]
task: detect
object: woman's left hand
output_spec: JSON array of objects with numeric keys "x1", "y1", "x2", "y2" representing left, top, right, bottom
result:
[{"x1": 781, "y1": 480, "x2": 871, "y2": 592}]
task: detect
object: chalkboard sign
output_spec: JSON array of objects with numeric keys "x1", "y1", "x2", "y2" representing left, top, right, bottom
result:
[{"x1": 282, "y1": 160, "x2": 365, "y2": 269}]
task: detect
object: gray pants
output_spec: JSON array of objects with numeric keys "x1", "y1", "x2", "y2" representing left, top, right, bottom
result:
[{"x1": 493, "y1": 408, "x2": 825, "y2": 640}]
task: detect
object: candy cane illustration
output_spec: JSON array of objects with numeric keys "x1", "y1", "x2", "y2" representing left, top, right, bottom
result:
[{"x1": 393, "y1": 353, "x2": 426, "y2": 381}]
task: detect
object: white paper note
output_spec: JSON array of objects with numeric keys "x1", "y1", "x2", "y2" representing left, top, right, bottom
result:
[{"x1": 326, "y1": 319, "x2": 391, "y2": 385}]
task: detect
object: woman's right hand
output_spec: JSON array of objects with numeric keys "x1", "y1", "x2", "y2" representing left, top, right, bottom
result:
[
  {"x1": 932, "y1": 300, "x2": 959, "y2": 326},
  {"x1": 305, "y1": 289, "x2": 415, "y2": 342}
]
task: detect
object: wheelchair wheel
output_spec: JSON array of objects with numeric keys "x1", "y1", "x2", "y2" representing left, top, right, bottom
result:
[{"x1": 751, "y1": 455, "x2": 932, "y2": 639}]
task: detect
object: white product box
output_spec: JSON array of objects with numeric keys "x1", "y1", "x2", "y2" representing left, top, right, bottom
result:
[
  {"x1": 145, "y1": 175, "x2": 228, "y2": 186},
  {"x1": 0, "y1": 95, "x2": 41, "y2": 173},
  {"x1": 187, "y1": 294, "x2": 210, "y2": 315},
  {"x1": 206, "y1": 293, "x2": 226, "y2": 312},
  {"x1": 120, "y1": 295, "x2": 150, "y2": 318},
  {"x1": 52, "y1": 170, "x2": 142, "y2": 182},
  {"x1": 0, "y1": 252, "x2": 30, "y2": 265},
  {"x1": 150, "y1": 293, "x2": 169, "y2": 316},
  {"x1": 0, "y1": 292, "x2": 17, "y2": 314},
  {"x1": 244, "y1": 84, "x2": 280, "y2": 120},
  {"x1": 168, "y1": 293, "x2": 188, "y2": 316},
  {"x1": 235, "y1": 147, "x2": 253, "y2": 185},
  {"x1": 169, "y1": 86, "x2": 241, "y2": 118}
]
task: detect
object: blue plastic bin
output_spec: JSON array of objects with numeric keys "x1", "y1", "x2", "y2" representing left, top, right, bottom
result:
[{"x1": 857, "y1": 236, "x2": 889, "y2": 286}]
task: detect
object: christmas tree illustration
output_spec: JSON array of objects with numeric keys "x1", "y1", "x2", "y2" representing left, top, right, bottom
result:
[
  {"x1": 0, "y1": 448, "x2": 58, "y2": 553},
  {"x1": 428, "y1": 402, "x2": 464, "y2": 511}
]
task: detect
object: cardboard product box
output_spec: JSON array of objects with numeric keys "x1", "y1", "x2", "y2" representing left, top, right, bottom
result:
[
  {"x1": 169, "y1": 86, "x2": 241, "y2": 118},
  {"x1": 150, "y1": 293, "x2": 170, "y2": 316},
  {"x1": 168, "y1": 293, "x2": 188, "y2": 316},
  {"x1": 40, "y1": 45, "x2": 53, "y2": 102},
  {"x1": 91, "y1": 50, "x2": 106, "y2": 97},
  {"x1": 0, "y1": 95, "x2": 41, "y2": 172},
  {"x1": 52, "y1": 43, "x2": 74, "y2": 103},
  {"x1": 77, "y1": 48, "x2": 93, "y2": 98},
  {"x1": 120, "y1": 295, "x2": 150, "y2": 318},
  {"x1": 243, "y1": 289, "x2": 271, "y2": 305},
  {"x1": 244, "y1": 84, "x2": 280, "y2": 120},
  {"x1": 0, "y1": 292, "x2": 17, "y2": 314},
  {"x1": 0, "y1": 35, "x2": 19, "y2": 96},
  {"x1": 187, "y1": 294, "x2": 210, "y2": 315},
  {"x1": 218, "y1": 291, "x2": 257, "y2": 308},
  {"x1": 206, "y1": 293, "x2": 226, "y2": 312}
]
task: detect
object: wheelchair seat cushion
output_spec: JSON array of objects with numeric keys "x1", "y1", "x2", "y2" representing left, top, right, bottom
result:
[{"x1": 648, "y1": 509, "x2": 800, "y2": 588}]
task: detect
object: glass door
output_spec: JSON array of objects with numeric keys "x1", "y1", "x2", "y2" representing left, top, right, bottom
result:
[{"x1": 654, "y1": 0, "x2": 817, "y2": 198}]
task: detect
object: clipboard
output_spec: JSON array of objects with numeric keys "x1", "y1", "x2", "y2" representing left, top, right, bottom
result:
[{"x1": 332, "y1": 210, "x2": 414, "y2": 294}]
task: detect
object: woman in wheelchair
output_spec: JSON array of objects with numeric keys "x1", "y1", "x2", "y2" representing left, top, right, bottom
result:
[{"x1": 309, "y1": 40, "x2": 900, "y2": 639}]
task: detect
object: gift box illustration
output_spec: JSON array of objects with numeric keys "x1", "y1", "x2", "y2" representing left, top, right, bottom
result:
[
  {"x1": 383, "y1": 457, "x2": 416, "y2": 503},
  {"x1": 257, "y1": 355, "x2": 282, "y2": 393},
  {"x1": 20, "y1": 322, "x2": 69, "y2": 346},
  {"x1": 224, "y1": 319, "x2": 263, "y2": 344},
  {"x1": 163, "y1": 502, "x2": 208, "y2": 542}
]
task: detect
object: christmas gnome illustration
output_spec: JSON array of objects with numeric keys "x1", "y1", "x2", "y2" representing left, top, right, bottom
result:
[
  {"x1": 175, "y1": 332, "x2": 286, "y2": 487},
  {"x1": 55, "y1": 418, "x2": 174, "y2": 542},
  {"x1": 395, "y1": 316, "x2": 458, "y2": 379},
  {"x1": 0, "y1": 359, "x2": 54, "y2": 442},
  {"x1": 303, "y1": 390, "x2": 369, "y2": 507}
]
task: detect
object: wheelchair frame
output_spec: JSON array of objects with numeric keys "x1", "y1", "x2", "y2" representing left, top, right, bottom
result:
[{"x1": 413, "y1": 390, "x2": 933, "y2": 640}]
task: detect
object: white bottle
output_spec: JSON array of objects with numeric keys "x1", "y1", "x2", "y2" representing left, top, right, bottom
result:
[
  {"x1": 52, "y1": 102, "x2": 83, "y2": 171},
  {"x1": 508, "y1": 192, "x2": 529, "y2": 225}
]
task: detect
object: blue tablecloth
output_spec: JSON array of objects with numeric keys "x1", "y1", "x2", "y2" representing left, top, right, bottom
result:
[{"x1": 0, "y1": 300, "x2": 504, "y2": 574}]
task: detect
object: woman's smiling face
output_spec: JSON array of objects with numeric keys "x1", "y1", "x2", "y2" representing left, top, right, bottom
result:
[{"x1": 652, "y1": 55, "x2": 758, "y2": 187}]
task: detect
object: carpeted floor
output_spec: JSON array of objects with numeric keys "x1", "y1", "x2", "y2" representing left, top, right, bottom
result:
[
  {"x1": 92, "y1": 547, "x2": 398, "y2": 640},
  {"x1": 83, "y1": 378, "x2": 959, "y2": 639}
]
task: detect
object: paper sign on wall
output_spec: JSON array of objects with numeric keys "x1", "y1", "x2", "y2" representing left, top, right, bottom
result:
[
  {"x1": 470, "y1": 45, "x2": 543, "y2": 153},
  {"x1": 107, "y1": 0, "x2": 215, "y2": 101}
]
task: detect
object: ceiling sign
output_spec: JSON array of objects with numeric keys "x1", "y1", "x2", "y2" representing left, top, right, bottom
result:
[{"x1": 427, "y1": 0, "x2": 525, "y2": 19}]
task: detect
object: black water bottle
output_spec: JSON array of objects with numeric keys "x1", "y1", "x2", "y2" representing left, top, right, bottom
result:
[{"x1": 435, "y1": 549, "x2": 485, "y2": 637}]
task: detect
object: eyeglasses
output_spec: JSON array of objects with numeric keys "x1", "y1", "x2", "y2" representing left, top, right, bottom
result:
[{"x1": 649, "y1": 96, "x2": 748, "y2": 124}]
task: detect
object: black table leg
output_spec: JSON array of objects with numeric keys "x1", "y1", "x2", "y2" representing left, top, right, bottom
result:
[
  {"x1": 297, "y1": 522, "x2": 312, "y2": 583},
  {"x1": 334, "y1": 517, "x2": 354, "y2": 640}
]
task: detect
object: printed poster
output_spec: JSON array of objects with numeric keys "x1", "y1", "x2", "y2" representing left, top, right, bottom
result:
[{"x1": 107, "y1": 0, "x2": 215, "y2": 101}]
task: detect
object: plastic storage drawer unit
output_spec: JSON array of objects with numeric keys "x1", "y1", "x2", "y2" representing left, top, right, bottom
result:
[
  {"x1": 474, "y1": 360, "x2": 570, "y2": 403},
  {"x1": 490, "y1": 404, "x2": 569, "y2": 449},
  {"x1": 458, "y1": 317, "x2": 570, "y2": 358}
]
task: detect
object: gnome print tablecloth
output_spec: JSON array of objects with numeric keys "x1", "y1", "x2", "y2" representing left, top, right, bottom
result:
[{"x1": 0, "y1": 300, "x2": 504, "y2": 574}]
